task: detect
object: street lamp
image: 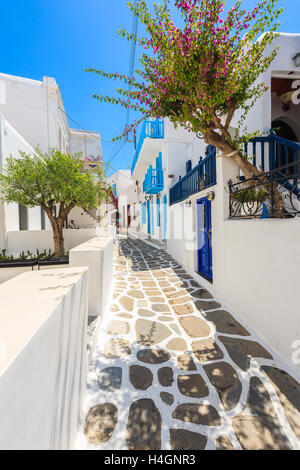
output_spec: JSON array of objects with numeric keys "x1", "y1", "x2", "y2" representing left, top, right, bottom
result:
[{"x1": 207, "y1": 191, "x2": 215, "y2": 201}]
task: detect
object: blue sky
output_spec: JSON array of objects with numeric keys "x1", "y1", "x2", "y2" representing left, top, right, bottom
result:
[{"x1": 0, "y1": 0, "x2": 299, "y2": 174}]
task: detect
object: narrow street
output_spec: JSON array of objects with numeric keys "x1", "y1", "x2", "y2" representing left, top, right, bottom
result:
[{"x1": 77, "y1": 237, "x2": 300, "y2": 450}]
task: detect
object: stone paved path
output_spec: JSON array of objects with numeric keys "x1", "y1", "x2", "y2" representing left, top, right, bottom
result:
[{"x1": 76, "y1": 237, "x2": 300, "y2": 450}]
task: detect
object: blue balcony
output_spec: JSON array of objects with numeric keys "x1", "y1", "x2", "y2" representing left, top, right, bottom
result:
[
  {"x1": 143, "y1": 168, "x2": 164, "y2": 194},
  {"x1": 169, "y1": 147, "x2": 216, "y2": 205},
  {"x1": 131, "y1": 120, "x2": 164, "y2": 175}
]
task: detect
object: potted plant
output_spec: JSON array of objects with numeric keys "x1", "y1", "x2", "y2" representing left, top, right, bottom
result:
[{"x1": 231, "y1": 187, "x2": 268, "y2": 217}]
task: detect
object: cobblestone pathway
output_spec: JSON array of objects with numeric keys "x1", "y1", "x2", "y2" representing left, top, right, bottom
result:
[{"x1": 77, "y1": 237, "x2": 300, "y2": 450}]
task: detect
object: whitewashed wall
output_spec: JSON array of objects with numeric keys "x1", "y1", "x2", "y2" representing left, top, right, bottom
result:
[
  {"x1": 118, "y1": 182, "x2": 140, "y2": 229},
  {"x1": 0, "y1": 114, "x2": 42, "y2": 239},
  {"x1": 167, "y1": 156, "x2": 300, "y2": 373},
  {"x1": 6, "y1": 228, "x2": 107, "y2": 256},
  {"x1": 69, "y1": 129, "x2": 102, "y2": 161},
  {"x1": 108, "y1": 170, "x2": 131, "y2": 195},
  {"x1": 232, "y1": 33, "x2": 300, "y2": 135},
  {"x1": 0, "y1": 266, "x2": 33, "y2": 285},
  {"x1": 0, "y1": 267, "x2": 88, "y2": 450},
  {"x1": 70, "y1": 237, "x2": 113, "y2": 317},
  {"x1": 68, "y1": 206, "x2": 97, "y2": 229},
  {"x1": 0, "y1": 74, "x2": 62, "y2": 152},
  {"x1": 0, "y1": 73, "x2": 103, "y2": 243}
]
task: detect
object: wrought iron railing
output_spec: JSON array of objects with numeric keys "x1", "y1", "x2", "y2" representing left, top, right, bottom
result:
[
  {"x1": 229, "y1": 160, "x2": 300, "y2": 218},
  {"x1": 169, "y1": 147, "x2": 216, "y2": 206},
  {"x1": 143, "y1": 168, "x2": 164, "y2": 194},
  {"x1": 131, "y1": 119, "x2": 164, "y2": 174}
]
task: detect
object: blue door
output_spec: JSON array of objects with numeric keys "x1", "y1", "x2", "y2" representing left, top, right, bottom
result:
[
  {"x1": 163, "y1": 194, "x2": 167, "y2": 240},
  {"x1": 197, "y1": 197, "x2": 213, "y2": 281},
  {"x1": 147, "y1": 199, "x2": 151, "y2": 235}
]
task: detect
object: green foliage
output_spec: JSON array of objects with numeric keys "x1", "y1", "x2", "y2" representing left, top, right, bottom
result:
[
  {"x1": 0, "y1": 148, "x2": 109, "y2": 257},
  {"x1": 0, "y1": 148, "x2": 107, "y2": 211},
  {"x1": 0, "y1": 248, "x2": 56, "y2": 262},
  {"x1": 0, "y1": 249, "x2": 13, "y2": 262},
  {"x1": 87, "y1": 0, "x2": 283, "y2": 151},
  {"x1": 232, "y1": 187, "x2": 268, "y2": 203}
]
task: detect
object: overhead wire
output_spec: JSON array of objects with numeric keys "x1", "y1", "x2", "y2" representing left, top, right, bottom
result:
[
  {"x1": 57, "y1": 1, "x2": 138, "y2": 180},
  {"x1": 106, "y1": 0, "x2": 138, "y2": 166}
]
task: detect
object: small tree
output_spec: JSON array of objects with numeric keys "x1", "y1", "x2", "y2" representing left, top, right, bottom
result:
[
  {"x1": 0, "y1": 148, "x2": 108, "y2": 257},
  {"x1": 87, "y1": 0, "x2": 282, "y2": 179}
]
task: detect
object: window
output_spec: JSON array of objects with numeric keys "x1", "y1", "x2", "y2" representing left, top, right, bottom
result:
[{"x1": 19, "y1": 205, "x2": 28, "y2": 231}]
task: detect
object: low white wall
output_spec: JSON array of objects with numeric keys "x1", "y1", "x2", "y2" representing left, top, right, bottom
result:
[
  {"x1": 6, "y1": 228, "x2": 104, "y2": 255},
  {"x1": 0, "y1": 266, "x2": 88, "y2": 450},
  {"x1": 0, "y1": 266, "x2": 33, "y2": 284},
  {"x1": 97, "y1": 225, "x2": 117, "y2": 242},
  {"x1": 69, "y1": 237, "x2": 113, "y2": 318}
]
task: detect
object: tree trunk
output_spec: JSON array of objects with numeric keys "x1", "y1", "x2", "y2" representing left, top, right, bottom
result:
[
  {"x1": 52, "y1": 218, "x2": 65, "y2": 258},
  {"x1": 43, "y1": 203, "x2": 75, "y2": 257},
  {"x1": 204, "y1": 133, "x2": 285, "y2": 217}
]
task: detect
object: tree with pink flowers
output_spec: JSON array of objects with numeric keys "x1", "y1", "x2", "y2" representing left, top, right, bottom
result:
[{"x1": 87, "y1": 0, "x2": 282, "y2": 178}]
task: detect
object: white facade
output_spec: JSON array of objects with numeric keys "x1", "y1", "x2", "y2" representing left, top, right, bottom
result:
[
  {"x1": 0, "y1": 72, "x2": 103, "y2": 250},
  {"x1": 69, "y1": 128, "x2": 102, "y2": 162},
  {"x1": 132, "y1": 119, "x2": 200, "y2": 242},
  {"x1": 129, "y1": 33, "x2": 300, "y2": 374},
  {"x1": 106, "y1": 170, "x2": 139, "y2": 229}
]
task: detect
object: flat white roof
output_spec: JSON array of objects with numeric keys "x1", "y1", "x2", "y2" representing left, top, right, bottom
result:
[
  {"x1": 69, "y1": 128, "x2": 101, "y2": 138},
  {"x1": 0, "y1": 72, "x2": 43, "y2": 87}
]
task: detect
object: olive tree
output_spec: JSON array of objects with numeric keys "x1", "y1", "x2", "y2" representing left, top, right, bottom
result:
[{"x1": 0, "y1": 148, "x2": 108, "y2": 257}]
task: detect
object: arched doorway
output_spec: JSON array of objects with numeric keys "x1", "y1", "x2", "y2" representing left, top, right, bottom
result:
[{"x1": 272, "y1": 119, "x2": 297, "y2": 142}]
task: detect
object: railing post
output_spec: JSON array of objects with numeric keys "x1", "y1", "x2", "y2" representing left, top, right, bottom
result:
[
  {"x1": 179, "y1": 176, "x2": 182, "y2": 201},
  {"x1": 269, "y1": 136, "x2": 275, "y2": 171},
  {"x1": 228, "y1": 179, "x2": 233, "y2": 217}
]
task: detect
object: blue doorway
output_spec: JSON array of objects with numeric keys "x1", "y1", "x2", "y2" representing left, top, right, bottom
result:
[
  {"x1": 197, "y1": 197, "x2": 213, "y2": 282},
  {"x1": 147, "y1": 199, "x2": 151, "y2": 235}
]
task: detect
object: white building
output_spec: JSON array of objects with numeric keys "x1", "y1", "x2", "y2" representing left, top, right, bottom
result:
[
  {"x1": 130, "y1": 33, "x2": 300, "y2": 374},
  {"x1": 0, "y1": 72, "x2": 103, "y2": 243},
  {"x1": 106, "y1": 170, "x2": 139, "y2": 230}
]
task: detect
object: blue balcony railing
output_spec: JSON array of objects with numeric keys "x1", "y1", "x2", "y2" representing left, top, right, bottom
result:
[
  {"x1": 169, "y1": 147, "x2": 216, "y2": 206},
  {"x1": 244, "y1": 133, "x2": 300, "y2": 173},
  {"x1": 131, "y1": 119, "x2": 164, "y2": 174},
  {"x1": 143, "y1": 168, "x2": 164, "y2": 194}
]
